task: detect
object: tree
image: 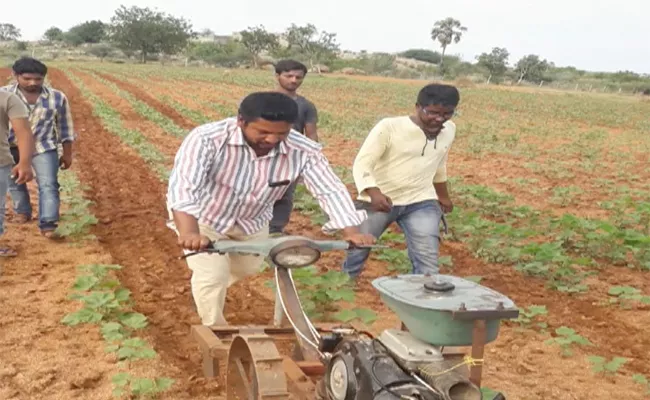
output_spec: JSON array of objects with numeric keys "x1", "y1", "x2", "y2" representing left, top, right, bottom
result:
[
  {"x1": 238, "y1": 25, "x2": 278, "y2": 67},
  {"x1": 108, "y1": 6, "x2": 194, "y2": 63},
  {"x1": 44, "y1": 27, "x2": 64, "y2": 42},
  {"x1": 430, "y1": 17, "x2": 467, "y2": 70},
  {"x1": 187, "y1": 40, "x2": 249, "y2": 67},
  {"x1": 86, "y1": 44, "x2": 115, "y2": 62},
  {"x1": 400, "y1": 49, "x2": 442, "y2": 64},
  {"x1": 0, "y1": 23, "x2": 21, "y2": 41},
  {"x1": 284, "y1": 23, "x2": 340, "y2": 73},
  {"x1": 65, "y1": 20, "x2": 107, "y2": 46},
  {"x1": 476, "y1": 47, "x2": 510, "y2": 83},
  {"x1": 515, "y1": 55, "x2": 550, "y2": 83}
]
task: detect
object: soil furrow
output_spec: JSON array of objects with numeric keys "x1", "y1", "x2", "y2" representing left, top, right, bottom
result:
[
  {"x1": 48, "y1": 68, "x2": 275, "y2": 398},
  {"x1": 95, "y1": 71, "x2": 196, "y2": 130}
]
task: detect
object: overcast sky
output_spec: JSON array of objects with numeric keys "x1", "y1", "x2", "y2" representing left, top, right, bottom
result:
[{"x1": 4, "y1": 0, "x2": 649, "y2": 74}]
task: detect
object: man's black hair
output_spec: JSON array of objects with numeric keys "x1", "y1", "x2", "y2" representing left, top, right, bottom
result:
[
  {"x1": 12, "y1": 57, "x2": 48, "y2": 76},
  {"x1": 275, "y1": 59, "x2": 308, "y2": 75},
  {"x1": 416, "y1": 83, "x2": 460, "y2": 107},
  {"x1": 238, "y1": 92, "x2": 298, "y2": 124}
]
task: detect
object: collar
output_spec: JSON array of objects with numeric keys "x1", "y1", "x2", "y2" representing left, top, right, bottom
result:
[
  {"x1": 8, "y1": 83, "x2": 51, "y2": 99},
  {"x1": 225, "y1": 120, "x2": 289, "y2": 156}
]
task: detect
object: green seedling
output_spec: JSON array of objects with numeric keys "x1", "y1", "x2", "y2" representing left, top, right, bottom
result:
[
  {"x1": 632, "y1": 374, "x2": 650, "y2": 395},
  {"x1": 588, "y1": 356, "x2": 628, "y2": 375},
  {"x1": 607, "y1": 286, "x2": 650, "y2": 309},
  {"x1": 513, "y1": 305, "x2": 548, "y2": 331},
  {"x1": 544, "y1": 326, "x2": 593, "y2": 356}
]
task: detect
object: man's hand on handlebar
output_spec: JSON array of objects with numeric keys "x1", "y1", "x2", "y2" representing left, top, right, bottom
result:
[
  {"x1": 178, "y1": 232, "x2": 211, "y2": 251},
  {"x1": 342, "y1": 226, "x2": 376, "y2": 247}
]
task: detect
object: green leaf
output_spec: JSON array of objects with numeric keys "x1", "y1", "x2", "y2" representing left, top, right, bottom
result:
[
  {"x1": 100, "y1": 322, "x2": 125, "y2": 339},
  {"x1": 154, "y1": 377, "x2": 175, "y2": 391},
  {"x1": 555, "y1": 326, "x2": 576, "y2": 336},
  {"x1": 122, "y1": 337, "x2": 148, "y2": 348},
  {"x1": 111, "y1": 372, "x2": 130, "y2": 387},
  {"x1": 464, "y1": 275, "x2": 483, "y2": 283},
  {"x1": 632, "y1": 374, "x2": 648, "y2": 384},
  {"x1": 61, "y1": 308, "x2": 103, "y2": 326},
  {"x1": 354, "y1": 308, "x2": 378, "y2": 324},
  {"x1": 105, "y1": 344, "x2": 120, "y2": 353},
  {"x1": 130, "y1": 378, "x2": 156, "y2": 395},
  {"x1": 333, "y1": 309, "x2": 356, "y2": 322},
  {"x1": 114, "y1": 288, "x2": 131, "y2": 302},
  {"x1": 119, "y1": 312, "x2": 148, "y2": 330},
  {"x1": 82, "y1": 292, "x2": 116, "y2": 309},
  {"x1": 73, "y1": 275, "x2": 99, "y2": 291}
]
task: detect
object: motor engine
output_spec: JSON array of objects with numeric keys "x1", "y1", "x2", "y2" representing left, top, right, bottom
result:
[{"x1": 320, "y1": 328, "x2": 485, "y2": 400}]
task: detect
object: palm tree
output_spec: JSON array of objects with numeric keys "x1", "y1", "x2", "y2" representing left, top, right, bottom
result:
[{"x1": 430, "y1": 18, "x2": 467, "y2": 70}]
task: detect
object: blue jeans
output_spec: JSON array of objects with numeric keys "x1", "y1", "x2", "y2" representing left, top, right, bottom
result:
[
  {"x1": 9, "y1": 148, "x2": 60, "y2": 230},
  {"x1": 0, "y1": 165, "x2": 11, "y2": 237},
  {"x1": 342, "y1": 199, "x2": 443, "y2": 279}
]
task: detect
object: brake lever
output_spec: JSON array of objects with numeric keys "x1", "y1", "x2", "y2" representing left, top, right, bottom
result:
[{"x1": 178, "y1": 248, "x2": 224, "y2": 260}]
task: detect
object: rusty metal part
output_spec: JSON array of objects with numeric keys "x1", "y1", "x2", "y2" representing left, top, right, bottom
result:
[{"x1": 226, "y1": 333, "x2": 290, "y2": 399}]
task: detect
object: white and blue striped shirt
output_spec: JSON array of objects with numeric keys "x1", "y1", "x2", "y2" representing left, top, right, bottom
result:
[{"x1": 167, "y1": 117, "x2": 366, "y2": 235}]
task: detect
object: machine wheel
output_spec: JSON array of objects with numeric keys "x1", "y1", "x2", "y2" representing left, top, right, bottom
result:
[{"x1": 226, "y1": 333, "x2": 290, "y2": 400}]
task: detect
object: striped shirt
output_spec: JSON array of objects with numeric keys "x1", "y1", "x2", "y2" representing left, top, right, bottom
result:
[
  {"x1": 166, "y1": 117, "x2": 367, "y2": 235},
  {"x1": 1, "y1": 84, "x2": 75, "y2": 154}
]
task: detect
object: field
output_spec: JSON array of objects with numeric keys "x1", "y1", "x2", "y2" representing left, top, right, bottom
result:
[{"x1": 1, "y1": 62, "x2": 649, "y2": 400}]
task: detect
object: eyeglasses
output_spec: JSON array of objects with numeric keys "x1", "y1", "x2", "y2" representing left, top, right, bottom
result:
[{"x1": 420, "y1": 108, "x2": 456, "y2": 119}]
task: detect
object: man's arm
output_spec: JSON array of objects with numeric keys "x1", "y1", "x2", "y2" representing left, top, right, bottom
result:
[
  {"x1": 300, "y1": 151, "x2": 367, "y2": 235},
  {"x1": 304, "y1": 101, "x2": 318, "y2": 142},
  {"x1": 56, "y1": 94, "x2": 75, "y2": 168},
  {"x1": 167, "y1": 128, "x2": 214, "y2": 237},
  {"x1": 433, "y1": 143, "x2": 453, "y2": 213},
  {"x1": 352, "y1": 118, "x2": 390, "y2": 197},
  {"x1": 7, "y1": 94, "x2": 34, "y2": 184}
]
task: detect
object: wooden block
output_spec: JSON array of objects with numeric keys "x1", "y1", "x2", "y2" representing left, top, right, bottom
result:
[{"x1": 295, "y1": 361, "x2": 326, "y2": 376}]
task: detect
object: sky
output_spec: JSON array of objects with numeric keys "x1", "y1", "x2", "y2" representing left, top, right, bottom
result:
[{"x1": 4, "y1": 0, "x2": 649, "y2": 74}]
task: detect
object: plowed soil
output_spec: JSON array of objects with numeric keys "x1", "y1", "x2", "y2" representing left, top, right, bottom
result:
[{"x1": 0, "y1": 66, "x2": 646, "y2": 400}]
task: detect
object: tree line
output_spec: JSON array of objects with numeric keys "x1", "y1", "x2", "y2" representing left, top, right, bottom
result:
[{"x1": 1, "y1": 10, "x2": 649, "y2": 93}]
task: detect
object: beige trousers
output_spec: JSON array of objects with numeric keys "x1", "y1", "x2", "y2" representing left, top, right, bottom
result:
[{"x1": 174, "y1": 221, "x2": 268, "y2": 326}]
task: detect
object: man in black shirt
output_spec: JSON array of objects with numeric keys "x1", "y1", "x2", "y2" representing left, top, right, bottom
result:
[{"x1": 270, "y1": 60, "x2": 319, "y2": 235}]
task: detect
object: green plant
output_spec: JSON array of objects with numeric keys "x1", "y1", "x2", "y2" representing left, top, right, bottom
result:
[
  {"x1": 544, "y1": 326, "x2": 593, "y2": 356},
  {"x1": 632, "y1": 374, "x2": 650, "y2": 395},
  {"x1": 112, "y1": 373, "x2": 175, "y2": 398},
  {"x1": 62, "y1": 263, "x2": 175, "y2": 398},
  {"x1": 607, "y1": 285, "x2": 650, "y2": 309},
  {"x1": 588, "y1": 356, "x2": 628, "y2": 375},
  {"x1": 266, "y1": 267, "x2": 377, "y2": 324},
  {"x1": 55, "y1": 170, "x2": 98, "y2": 239},
  {"x1": 513, "y1": 305, "x2": 548, "y2": 331}
]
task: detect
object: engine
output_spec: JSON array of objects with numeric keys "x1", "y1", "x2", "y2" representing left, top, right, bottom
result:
[{"x1": 319, "y1": 328, "x2": 484, "y2": 400}]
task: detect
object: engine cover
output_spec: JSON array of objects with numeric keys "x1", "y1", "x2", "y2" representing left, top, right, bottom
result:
[
  {"x1": 378, "y1": 329, "x2": 444, "y2": 372},
  {"x1": 324, "y1": 336, "x2": 441, "y2": 400}
]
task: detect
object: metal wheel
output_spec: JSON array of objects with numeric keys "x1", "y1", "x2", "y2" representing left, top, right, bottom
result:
[{"x1": 226, "y1": 333, "x2": 290, "y2": 400}]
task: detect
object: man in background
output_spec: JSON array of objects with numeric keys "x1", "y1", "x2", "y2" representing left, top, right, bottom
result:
[
  {"x1": 342, "y1": 83, "x2": 460, "y2": 281},
  {"x1": 0, "y1": 88, "x2": 35, "y2": 256},
  {"x1": 270, "y1": 59, "x2": 319, "y2": 236},
  {"x1": 1, "y1": 57, "x2": 76, "y2": 239}
]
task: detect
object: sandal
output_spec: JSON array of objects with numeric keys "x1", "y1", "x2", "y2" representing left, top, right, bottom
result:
[{"x1": 0, "y1": 247, "x2": 17, "y2": 257}]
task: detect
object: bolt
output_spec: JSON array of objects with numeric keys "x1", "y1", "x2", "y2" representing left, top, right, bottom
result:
[
  {"x1": 497, "y1": 302, "x2": 504, "y2": 310},
  {"x1": 459, "y1": 302, "x2": 467, "y2": 311}
]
